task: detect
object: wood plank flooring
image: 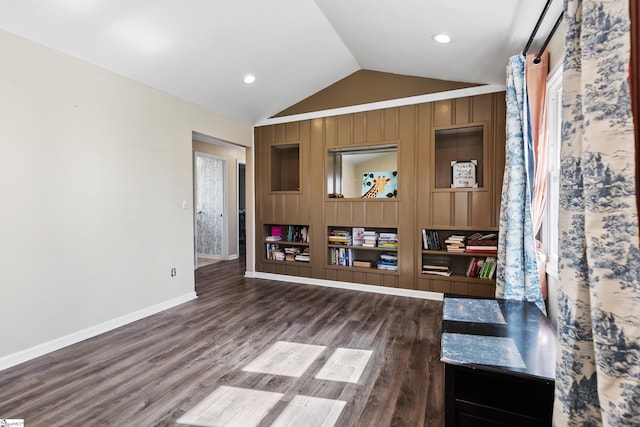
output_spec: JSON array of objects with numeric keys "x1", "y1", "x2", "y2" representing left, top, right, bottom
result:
[{"x1": 0, "y1": 258, "x2": 445, "y2": 426}]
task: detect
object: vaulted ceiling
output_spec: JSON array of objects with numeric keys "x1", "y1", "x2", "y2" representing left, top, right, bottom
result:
[{"x1": 0, "y1": 0, "x2": 563, "y2": 125}]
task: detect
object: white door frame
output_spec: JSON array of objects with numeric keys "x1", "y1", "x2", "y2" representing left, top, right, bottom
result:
[{"x1": 194, "y1": 151, "x2": 228, "y2": 262}]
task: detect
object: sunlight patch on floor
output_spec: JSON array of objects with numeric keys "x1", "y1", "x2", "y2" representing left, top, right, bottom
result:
[
  {"x1": 271, "y1": 395, "x2": 346, "y2": 427},
  {"x1": 176, "y1": 386, "x2": 283, "y2": 427},
  {"x1": 242, "y1": 341, "x2": 326, "y2": 378},
  {"x1": 315, "y1": 348, "x2": 373, "y2": 383}
]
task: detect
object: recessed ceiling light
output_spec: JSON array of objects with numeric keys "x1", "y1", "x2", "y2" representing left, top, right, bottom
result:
[
  {"x1": 243, "y1": 74, "x2": 256, "y2": 84},
  {"x1": 433, "y1": 33, "x2": 451, "y2": 44}
]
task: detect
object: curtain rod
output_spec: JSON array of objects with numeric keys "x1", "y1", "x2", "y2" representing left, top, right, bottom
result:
[
  {"x1": 532, "y1": 11, "x2": 564, "y2": 64},
  {"x1": 522, "y1": 0, "x2": 554, "y2": 56}
]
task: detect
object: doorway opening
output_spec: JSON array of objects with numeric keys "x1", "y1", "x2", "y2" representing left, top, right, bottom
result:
[{"x1": 194, "y1": 152, "x2": 228, "y2": 266}]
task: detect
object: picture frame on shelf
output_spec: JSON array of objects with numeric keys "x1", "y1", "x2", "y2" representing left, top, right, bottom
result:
[{"x1": 451, "y1": 160, "x2": 478, "y2": 188}]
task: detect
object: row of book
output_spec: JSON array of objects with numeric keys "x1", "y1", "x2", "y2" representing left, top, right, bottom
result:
[
  {"x1": 267, "y1": 225, "x2": 310, "y2": 243},
  {"x1": 421, "y1": 229, "x2": 498, "y2": 254},
  {"x1": 421, "y1": 229, "x2": 442, "y2": 250},
  {"x1": 466, "y1": 256, "x2": 497, "y2": 279},
  {"x1": 328, "y1": 248, "x2": 398, "y2": 271},
  {"x1": 421, "y1": 256, "x2": 496, "y2": 279},
  {"x1": 265, "y1": 244, "x2": 311, "y2": 262},
  {"x1": 330, "y1": 228, "x2": 398, "y2": 249}
]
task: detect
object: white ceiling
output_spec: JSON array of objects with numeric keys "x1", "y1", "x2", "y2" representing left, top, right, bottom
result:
[{"x1": 0, "y1": 0, "x2": 563, "y2": 125}]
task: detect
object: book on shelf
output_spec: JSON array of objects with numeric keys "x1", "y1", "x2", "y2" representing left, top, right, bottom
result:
[
  {"x1": 329, "y1": 247, "x2": 354, "y2": 266},
  {"x1": 352, "y1": 227, "x2": 365, "y2": 246},
  {"x1": 444, "y1": 234, "x2": 466, "y2": 252},
  {"x1": 465, "y1": 239, "x2": 498, "y2": 252},
  {"x1": 376, "y1": 252, "x2": 398, "y2": 271},
  {"x1": 422, "y1": 229, "x2": 442, "y2": 250},
  {"x1": 270, "y1": 225, "x2": 283, "y2": 238},
  {"x1": 421, "y1": 269, "x2": 452, "y2": 276},
  {"x1": 267, "y1": 225, "x2": 310, "y2": 243},
  {"x1": 465, "y1": 256, "x2": 497, "y2": 279},
  {"x1": 422, "y1": 263, "x2": 451, "y2": 276},
  {"x1": 377, "y1": 232, "x2": 398, "y2": 249},
  {"x1": 295, "y1": 247, "x2": 310, "y2": 262},
  {"x1": 362, "y1": 230, "x2": 378, "y2": 247},
  {"x1": 328, "y1": 229, "x2": 352, "y2": 245}
]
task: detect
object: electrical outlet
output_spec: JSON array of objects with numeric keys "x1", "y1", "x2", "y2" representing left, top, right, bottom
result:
[{"x1": 170, "y1": 267, "x2": 177, "y2": 277}]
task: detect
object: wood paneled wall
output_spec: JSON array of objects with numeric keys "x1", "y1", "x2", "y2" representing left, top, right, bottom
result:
[{"x1": 255, "y1": 92, "x2": 506, "y2": 290}]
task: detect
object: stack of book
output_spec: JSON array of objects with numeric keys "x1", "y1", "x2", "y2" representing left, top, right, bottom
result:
[
  {"x1": 444, "y1": 235, "x2": 466, "y2": 252},
  {"x1": 362, "y1": 230, "x2": 378, "y2": 247},
  {"x1": 352, "y1": 227, "x2": 365, "y2": 246},
  {"x1": 272, "y1": 248, "x2": 285, "y2": 261},
  {"x1": 421, "y1": 264, "x2": 451, "y2": 276},
  {"x1": 421, "y1": 229, "x2": 442, "y2": 250},
  {"x1": 465, "y1": 232, "x2": 498, "y2": 254},
  {"x1": 284, "y1": 247, "x2": 299, "y2": 262},
  {"x1": 376, "y1": 253, "x2": 398, "y2": 271},
  {"x1": 266, "y1": 235, "x2": 282, "y2": 242},
  {"x1": 328, "y1": 229, "x2": 352, "y2": 245},
  {"x1": 294, "y1": 248, "x2": 310, "y2": 262},
  {"x1": 377, "y1": 232, "x2": 398, "y2": 249},
  {"x1": 465, "y1": 256, "x2": 497, "y2": 279}
]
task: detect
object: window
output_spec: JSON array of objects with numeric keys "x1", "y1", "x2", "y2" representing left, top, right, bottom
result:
[
  {"x1": 542, "y1": 66, "x2": 562, "y2": 279},
  {"x1": 327, "y1": 144, "x2": 398, "y2": 199}
]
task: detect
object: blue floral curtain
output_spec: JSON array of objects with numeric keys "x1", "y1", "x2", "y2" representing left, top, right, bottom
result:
[
  {"x1": 495, "y1": 54, "x2": 545, "y2": 312},
  {"x1": 554, "y1": 0, "x2": 640, "y2": 425}
]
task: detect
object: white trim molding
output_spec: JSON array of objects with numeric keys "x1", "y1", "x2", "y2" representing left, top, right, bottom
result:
[
  {"x1": 0, "y1": 292, "x2": 197, "y2": 372},
  {"x1": 247, "y1": 272, "x2": 444, "y2": 301},
  {"x1": 255, "y1": 84, "x2": 506, "y2": 126}
]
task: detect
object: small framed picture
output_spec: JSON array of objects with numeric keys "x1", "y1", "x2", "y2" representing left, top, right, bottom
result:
[{"x1": 451, "y1": 160, "x2": 478, "y2": 188}]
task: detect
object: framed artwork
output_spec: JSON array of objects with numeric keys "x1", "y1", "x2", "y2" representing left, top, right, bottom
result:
[
  {"x1": 451, "y1": 160, "x2": 478, "y2": 188},
  {"x1": 361, "y1": 171, "x2": 398, "y2": 198}
]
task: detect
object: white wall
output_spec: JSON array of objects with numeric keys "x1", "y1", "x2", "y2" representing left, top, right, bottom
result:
[{"x1": 0, "y1": 30, "x2": 252, "y2": 364}]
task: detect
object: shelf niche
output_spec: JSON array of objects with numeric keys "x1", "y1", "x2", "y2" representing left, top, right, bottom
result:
[
  {"x1": 435, "y1": 125, "x2": 484, "y2": 189},
  {"x1": 271, "y1": 143, "x2": 300, "y2": 192}
]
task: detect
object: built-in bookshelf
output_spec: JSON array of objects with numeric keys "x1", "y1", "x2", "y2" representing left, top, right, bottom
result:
[
  {"x1": 264, "y1": 224, "x2": 310, "y2": 264},
  {"x1": 419, "y1": 228, "x2": 498, "y2": 297},
  {"x1": 327, "y1": 226, "x2": 399, "y2": 274}
]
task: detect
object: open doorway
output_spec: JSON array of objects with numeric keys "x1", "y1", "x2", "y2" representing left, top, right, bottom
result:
[
  {"x1": 192, "y1": 132, "x2": 247, "y2": 269},
  {"x1": 194, "y1": 152, "x2": 228, "y2": 267}
]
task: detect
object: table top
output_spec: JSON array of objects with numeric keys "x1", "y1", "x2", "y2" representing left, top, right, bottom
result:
[{"x1": 440, "y1": 296, "x2": 556, "y2": 381}]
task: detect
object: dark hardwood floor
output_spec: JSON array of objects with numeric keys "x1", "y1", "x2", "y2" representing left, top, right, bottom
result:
[{"x1": 0, "y1": 258, "x2": 444, "y2": 426}]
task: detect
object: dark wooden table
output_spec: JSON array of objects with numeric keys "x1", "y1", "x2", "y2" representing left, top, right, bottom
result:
[{"x1": 440, "y1": 296, "x2": 556, "y2": 426}]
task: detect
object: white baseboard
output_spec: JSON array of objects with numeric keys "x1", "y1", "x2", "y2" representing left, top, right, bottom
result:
[
  {"x1": 228, "y1": 254, "x2": 239, "y2": 260},
  {"x1": 248, "y1": 272, "x2": 444, "y2": 301},
  {"x1": 0, "y1": 292, "x2": 197, "y2": 372}
]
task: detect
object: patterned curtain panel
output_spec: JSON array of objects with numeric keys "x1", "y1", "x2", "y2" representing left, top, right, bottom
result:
[
  {"x1": 495, "y1": 54, "x2": 545, "y2": 312},
  {"x1": 554, "y1": 0, "x2": 640, "y2": 425}
]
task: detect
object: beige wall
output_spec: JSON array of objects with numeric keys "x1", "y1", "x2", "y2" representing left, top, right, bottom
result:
[
  {"x1": 0, "y1": 29, "x2": 252, "y2": 363},
  {"x1": 192, "y1": 140, "x2": 246, "y2": 258},
  {"x1": 547, "y1": 19, "x2": 566, "y2": 73}
]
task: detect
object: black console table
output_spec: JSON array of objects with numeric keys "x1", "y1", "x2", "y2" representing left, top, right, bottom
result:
[{"x1": 440, "y1": 296, "x2": 556, "y2": 426}]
